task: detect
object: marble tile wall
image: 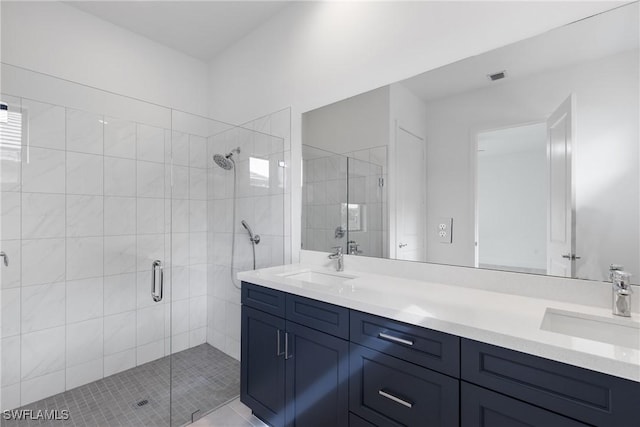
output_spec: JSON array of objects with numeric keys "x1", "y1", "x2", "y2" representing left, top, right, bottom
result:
[
  {"x1": 206, "y1": 109, "x2": 290, "y2": 360},
  {"x1": 0, "y1": 95, "x2": 208, "y2": 409}
]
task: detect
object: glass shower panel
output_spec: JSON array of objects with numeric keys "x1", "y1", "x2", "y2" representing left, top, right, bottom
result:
[
  {"x1": 0, "y1": 64, "x2": 174, "y2": 425},
  {"x1": 347, "y1": 157, "x2": 384, "y2": 257},
  {"x1": 301, "y1": 145, "x2": 348, "y2": 253},
  {"x1": 170, "y1": 111, "x2": 286, "y2": 424}
]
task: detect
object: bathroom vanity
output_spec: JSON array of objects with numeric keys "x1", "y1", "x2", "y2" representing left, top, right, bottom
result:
[{"x1": 238, "y1": 264, "x2": 640, "y2": 427}]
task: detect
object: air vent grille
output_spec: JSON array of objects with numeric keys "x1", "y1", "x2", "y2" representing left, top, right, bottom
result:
[{"x1": 488, "y1": 71, "x2": 507, "y2": 81}]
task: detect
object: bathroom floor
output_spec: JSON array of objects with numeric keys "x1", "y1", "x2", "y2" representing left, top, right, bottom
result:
[
  {"x1": 192, "y1": 398, "x2": 266, "y2": 427},
  {"x1": 1, "y1": 344, "x2": 240, "y2": 427}
]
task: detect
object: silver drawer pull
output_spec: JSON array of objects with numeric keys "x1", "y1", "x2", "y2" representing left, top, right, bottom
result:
[
  {"x1": 378, "y1": 332, "x2": 414, "y2": 346},
  {"x1": 378, "y1": 390, "x2": 413, "y2": 408}
]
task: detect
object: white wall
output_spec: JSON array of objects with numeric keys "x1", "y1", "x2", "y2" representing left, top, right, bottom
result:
[
  {"x1": 206, "y1": 0, "x2": 621, "y2": 262},
  {"x1": 424, "y1": 49, "x2": 639, "y2": 281},
  {"x1": 1, "y1": 1, "x2": 209, "y2": 116},
  {"x1": 302, "y1": 86, "x2": 389, "y2": 155}
]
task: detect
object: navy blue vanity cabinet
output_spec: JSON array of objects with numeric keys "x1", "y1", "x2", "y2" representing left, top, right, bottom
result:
[
  {"x1": 461, "y1": 382, "x2": 591, "y2": 427},
  {"x1": 241, "y1": 282, "x2": 350, "y2": 427},
  {"x1": 461, "y1": 339, "x2": 640, "y2": 427}
]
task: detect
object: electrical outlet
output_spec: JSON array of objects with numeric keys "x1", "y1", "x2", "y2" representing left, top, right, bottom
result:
[{"x1": 438, "y1": 217, "x2": 453, "y2": 244}]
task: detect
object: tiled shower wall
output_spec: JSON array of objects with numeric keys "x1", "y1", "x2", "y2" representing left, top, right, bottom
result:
[
  {"x1": 0, "y1": 95, "x2": 208, "y2": 409},
  {"x1": 206, "y1": 109, "x2": 291, "y2": 360},
  {"x1": 302, "y1": 154, "x2": 348, "y2": 253}
]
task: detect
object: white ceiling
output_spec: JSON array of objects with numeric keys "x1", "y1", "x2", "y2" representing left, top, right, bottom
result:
[
  {"x1": 67, "y1": 1, "x2": 289, "y2": 61},
  {"x1": 402, "y1": 2, "x2": 639, "y2": 102}
]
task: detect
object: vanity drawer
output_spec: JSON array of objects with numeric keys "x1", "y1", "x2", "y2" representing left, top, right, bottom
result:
[
  {"x1": 461, "y1": 339, "x2": 640, "y2": 427},
  {"x1": 286, "y1": 294, "x2": 349, "y2": 339},
  {"x1": 241, "y1": 282, "x2": 286, "y2": 317},
  {"x1": 350, "y1": 310, "x2": 460, "y2": 377},
  {"x1": 461, "y1": 382, "x2": 591, "y2": 427},
  {"x1": 350, "y1": 343, "x2": 459, "y2": 427}
]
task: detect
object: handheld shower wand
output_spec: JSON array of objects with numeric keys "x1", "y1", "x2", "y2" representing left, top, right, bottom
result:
[
  {"x1": 241, "y1": 220, "x2": 260, "y2": 244},
  {"x1": 241, "y1": 220, "x2": 259, "y2": 270}
]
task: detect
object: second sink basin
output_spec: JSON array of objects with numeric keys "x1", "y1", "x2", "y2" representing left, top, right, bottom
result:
[
  {"x1": 541, "y1": 308, "x2": 640, "y2": 349},
  {"x1": 284, "y1": 270, "x2": 357, "y2": 287}
]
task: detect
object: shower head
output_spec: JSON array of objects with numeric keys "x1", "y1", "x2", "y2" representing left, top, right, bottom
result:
[
  {"x1": 212, "y1": 147, "x2": 240, "y2": 170},
  {"x1": 213, "y1": 153, "x2": 234, "y2": 170}
]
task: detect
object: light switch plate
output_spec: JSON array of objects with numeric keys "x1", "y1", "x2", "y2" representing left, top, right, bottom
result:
[{"x1": 438, "y1": 217, "x2": 453, "y2": 243}]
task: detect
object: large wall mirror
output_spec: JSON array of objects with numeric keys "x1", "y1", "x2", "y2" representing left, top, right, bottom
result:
[{"x1": 301, "y1": 3, "x2": 639, "y2": 284}]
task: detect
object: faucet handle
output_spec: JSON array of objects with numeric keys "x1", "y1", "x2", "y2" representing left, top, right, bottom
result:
[
  {"x1": 609, "y1": 264, "x2": 625, "y2": 281},
  {"x1": 612, "y1": 270, "x2": 632, "y2": 289}
]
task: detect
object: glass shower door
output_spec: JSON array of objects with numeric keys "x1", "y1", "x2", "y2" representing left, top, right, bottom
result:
[{"x1": 0, "y1": 64, "x2": 174, "y2": 426}]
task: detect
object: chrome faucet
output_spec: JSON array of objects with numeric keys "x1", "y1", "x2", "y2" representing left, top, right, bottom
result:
[
  {"x1": 328, "y1": 246, "x2": 344, "y2": 272},
  {"x1": 347, "y1": 240, "x2": 362, "y2": 255},
  {"x1": 610, "y1": 264, "x2": 632, "y2": 317}
]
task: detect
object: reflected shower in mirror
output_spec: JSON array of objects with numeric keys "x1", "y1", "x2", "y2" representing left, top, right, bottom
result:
[{"x1": 301, "y1": 3, "x2": 639, "y2": 283}]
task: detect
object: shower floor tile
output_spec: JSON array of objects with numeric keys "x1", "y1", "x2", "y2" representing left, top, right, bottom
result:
[{"x1": 1, "y1": 344, "x2": 240, "y2": 427}]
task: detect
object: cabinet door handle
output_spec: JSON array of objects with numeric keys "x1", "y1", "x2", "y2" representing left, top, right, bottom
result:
[
  {"x1": 276, "y1": 329, "x2": 285, "y2": 356},
  {"x1": 284, "y1": 332, "x2": 292, "y2": 360},
  {"x1": 378, "y1": 389, "x2": 413, "y2": 408},
  {"x1": 378, "y1": 332, "x2": 414, "y2": 346}
]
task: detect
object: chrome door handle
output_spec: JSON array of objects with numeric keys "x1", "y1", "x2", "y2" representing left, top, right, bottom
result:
[
  {"x1": 0, "y1": 251, "x2": 8, "y2": 267},
  {"x1": 378, "y1": 389, "x2": 413, "y2": 408},
  {"x1": 378, "y1": 332, "x2": 414, "y2": 346},
  {"x1": 151, "y1": 260, "x2": 163, "y2": 302},
  {"x1": 398, "y1": 243, "x2": 407, "y2": 248},
  {"x1": 562, "y1": 254, "x2": 581, "y2": 260},
  {"x1": 284, "y1": 332, "x2": 292, "y2": 360},
  {"x1": 276, "y1": 329, "x2": 285, "y2": 356}
]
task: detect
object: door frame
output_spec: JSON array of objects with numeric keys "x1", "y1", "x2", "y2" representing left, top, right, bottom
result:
[
  {"x1": 390, "y1": 119, "x2": 427, "y2": 260},
  {"x1": 470, "y1": 119, "x2": 546, "y2": 269}
]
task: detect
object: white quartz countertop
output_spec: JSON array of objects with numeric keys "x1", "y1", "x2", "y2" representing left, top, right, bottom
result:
[{"x1": 238, "y1": 264, "x2": 640, "y2": 382}]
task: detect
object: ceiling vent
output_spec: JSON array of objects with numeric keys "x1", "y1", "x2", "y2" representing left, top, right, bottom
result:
[{"x1": 487, "y1": 71, "x2": 507, "y2": 81}]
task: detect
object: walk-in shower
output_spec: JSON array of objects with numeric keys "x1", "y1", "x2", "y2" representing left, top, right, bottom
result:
[{"x1": 0, "y1": 63, "x2": 287, "y2": 426}]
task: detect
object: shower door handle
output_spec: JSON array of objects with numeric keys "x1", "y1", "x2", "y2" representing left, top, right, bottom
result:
[{"x1": 151, "y1": 260, "x2": 163, "y2": 302}]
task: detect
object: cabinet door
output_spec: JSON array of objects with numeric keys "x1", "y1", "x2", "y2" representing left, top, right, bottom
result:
[
  {"x1": 241, "y1": 306, "x2": 286, "y2": 427},
  {"x1": 461, "y1": 382, "x2": 591, "y2": 427},
  {"x1": 285, "y1": 320, "x2": 349, "y2": 427}
]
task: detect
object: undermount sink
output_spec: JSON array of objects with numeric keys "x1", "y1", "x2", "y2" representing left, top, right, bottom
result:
[
  {"x1": 283, "y1": 270, "x2": 357, "y2": 287},
  {"x1": 541, "y1": 308, "x2": 640, "y2": 349}
]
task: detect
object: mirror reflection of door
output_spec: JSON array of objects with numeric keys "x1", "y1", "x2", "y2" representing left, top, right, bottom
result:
[
  {"x1": 546, "y1": 95, "x2": 575, "y2": 278},
  {"x1": 476, "y1": 122, "x2": 547, "y2": 274},
  {"x1": 395, "y1": 124, "x2": 426, "y2": 261}
]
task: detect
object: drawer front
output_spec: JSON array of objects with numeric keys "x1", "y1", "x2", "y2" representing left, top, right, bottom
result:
[
  {"x1": 286, "y1": 294, "x2": 349, "y2": 339},
  {"x1": 351, "y1": 310, "x2": 460, "y2": 377},
  {"x1": 461, "y1": 339, "x2": 640, "y2": 427},
  {"x1": 350, "y1": 343, "x2": 459, "y2": 427},
  {"x1": 461, "y1": 382, "x2": 591, "y2": 427},
  {"x1": 241, "y1": 282, "x2": 286, "y2": 317}
]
